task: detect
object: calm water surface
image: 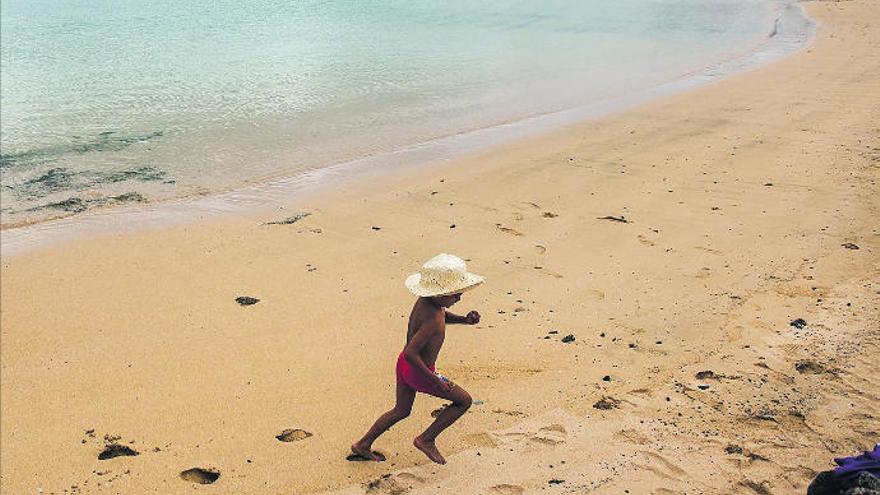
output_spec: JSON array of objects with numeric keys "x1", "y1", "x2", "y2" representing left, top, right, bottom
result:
[{"x1": 1, "y1": 0, "x2": 789, "y2": 226}]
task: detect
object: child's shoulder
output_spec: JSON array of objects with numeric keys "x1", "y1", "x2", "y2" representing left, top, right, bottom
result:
[{"x1": 412, "y1": 298, "x2": 443, "y2": 321}]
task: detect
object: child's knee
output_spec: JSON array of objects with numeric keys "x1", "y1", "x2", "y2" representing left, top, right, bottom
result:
[
  {"x1": 456, "y1": 391, "x2": 472, "y2": 410},
  {"x1": 392, "y1": 406, "x2": 412, "y2": 420}
]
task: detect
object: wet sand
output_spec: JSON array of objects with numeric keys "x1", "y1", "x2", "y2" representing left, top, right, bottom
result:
[{"x1": 1, "y1": 1, "x2": 878, "y2": 494}]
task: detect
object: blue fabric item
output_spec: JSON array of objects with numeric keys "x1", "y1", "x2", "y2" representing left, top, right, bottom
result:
[{"x1": 834, "y1": 444, "x2": 880, "y2": 479}]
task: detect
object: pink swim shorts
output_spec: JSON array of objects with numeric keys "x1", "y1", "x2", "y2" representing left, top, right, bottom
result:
[{"x1": 396, "y1": 352, "x2": 447, "y2": 397}]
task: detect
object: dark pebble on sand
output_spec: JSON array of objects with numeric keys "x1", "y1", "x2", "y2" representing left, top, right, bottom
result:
[
  {"x1": 790, "y1": 318, "x2": 807, "y2": 329},
  {"x1": 593, "y1": 397, "x2": 620, "y2": 410},
  {"x1": 372, "y1": 226, "x2": 381, "y2": 231},
  {"x1": 561, "y1": 334, "x2": 575, "y2": 343},
  {"x1": 602, "y1": 375, "x2": 611, "y2": 382},
  {"x1": 697, "y1": 384, "x2": 710, "y2": 390},
  {"x1": 725, "y1": 444, "x2": 743, "y2": 455},
  {"x1": 548, "y1": 479, "x2": 565, "y2": 485},
  {"x1": 807, "y1": 470, "x2": 880, "y2": 495},
  {"x1": 841, "y1": 242, "x2": 860, "y2": 250},
  {"x1": 235, "y1": 296, "x2": 260, "y2": 306}
]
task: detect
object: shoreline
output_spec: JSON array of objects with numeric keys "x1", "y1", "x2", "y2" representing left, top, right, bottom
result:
[
  {"x1": 1, "y1": 1, "x2": 877, "y2": 494},
  {"x1": 0, "y1": 0, "x2": 815, "y2": 258}
]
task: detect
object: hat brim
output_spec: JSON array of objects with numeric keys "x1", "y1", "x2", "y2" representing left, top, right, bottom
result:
[{"x1": 405, "y1": 272, "x2": 485, "y2": 297}]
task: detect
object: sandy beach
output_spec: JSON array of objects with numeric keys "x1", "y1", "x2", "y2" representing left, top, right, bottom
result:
[{"x1": 2, "y1": 1, "x2": 878, "y2": 494}]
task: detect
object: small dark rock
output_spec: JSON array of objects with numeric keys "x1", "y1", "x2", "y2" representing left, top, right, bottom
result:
[
  {"x1": 695, "y1": 370, "x2": 717, "y2": 380},
  {"x1": 235, "y1": 296, "x2": 260, "y2": 306},
  {"x1": 697, "y1": 384, "x2": 710, "y2": 390},
  {"x1": 593, "y1": 397, "x2": 620, "y2": 410},
  {"x1": 548, "y1": 330, "x2": 558, "y2": 335},
  {"x1": 597, "y1": 215, "x2": 628, "y2": 223},
  {"x1": 548, "y1": 479, "x2": 565, "y2": 485},
  {"x1": 807, "y1": 470, "x2": 880, "y2": 495},
  {"x1": 841, "y1": 243, "x2": 860, "y2": 250},
  {"x1": 561, "y1": 334, "x2": 575, "y2": 343},
  {"x1": 602, "y1": 375, "x2": 611, "y2": 382},
  {"x1": 795, "y1": 360, "x2": 827, "y2": 374},
  {"x1": 790, "y1": 318, "x2": 807, "y2": 329},
  {"x1": 725, "y1": 444, "x2": 743, "y2": 455},
  {"x1": 371, "y1": 226, "x2": 381, "y2": 231}
]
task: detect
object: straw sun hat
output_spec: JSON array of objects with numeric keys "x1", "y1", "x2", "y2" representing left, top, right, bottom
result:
[{"x1": 405, "y1": 253, "x2": 485, "y2": 297}]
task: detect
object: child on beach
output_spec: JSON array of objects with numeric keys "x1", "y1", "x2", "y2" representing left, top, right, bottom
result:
[{"x1": 351, "y1": 253, "x2": 484, "y2": 465}]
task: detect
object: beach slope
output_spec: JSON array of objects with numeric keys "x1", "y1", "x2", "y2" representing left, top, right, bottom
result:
[{"x1": 1, "y1": 1, "x2": 878, "y2": 494}]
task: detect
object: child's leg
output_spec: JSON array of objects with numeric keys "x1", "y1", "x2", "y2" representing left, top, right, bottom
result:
[
  {"x1": 413, "y1": 384, "x2": 472, "y2": 464},
  {"x1": 351, "y1": 381, "x2": 416, "y2": 460}
]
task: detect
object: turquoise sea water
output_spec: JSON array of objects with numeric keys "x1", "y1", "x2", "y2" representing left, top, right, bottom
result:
[{"x1": 1, "y1": 0, "x2": 796, "y2": 226}]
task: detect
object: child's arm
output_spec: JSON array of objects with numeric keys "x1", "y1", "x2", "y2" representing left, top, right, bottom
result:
[{"x1": 445, "y1": 310, "x2": 481, "y2": 325}]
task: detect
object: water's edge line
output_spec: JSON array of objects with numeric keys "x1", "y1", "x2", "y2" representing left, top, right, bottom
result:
[{"x1": 0, "y1": 1, "x2": 817, "y2": 259}]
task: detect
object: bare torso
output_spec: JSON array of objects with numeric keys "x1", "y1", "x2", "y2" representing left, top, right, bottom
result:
[{"x1": 405, "y1": 298, "x2": 446, "y2": 367}]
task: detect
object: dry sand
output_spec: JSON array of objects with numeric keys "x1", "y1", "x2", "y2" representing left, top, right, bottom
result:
[{"x1": 2, "y1": 1, "x2": 878, "y2": 494}]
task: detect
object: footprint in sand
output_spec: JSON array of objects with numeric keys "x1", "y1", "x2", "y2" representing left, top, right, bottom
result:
[
  {"x1": 463, "y1": 432, "x2": 499, "y2": 448},
  {"x1": 363, "y1": 473, "x2": 420, "y2": 494},
  {"x1": 98, "y1": 444, "x2": 139, "y2": 460},
  {"x1": 276, "y1": 429, "x2": 312, "y2": 442},
  {"x1": 395, "y1": 472, "x2": 426, "y2": 485},
  {"x1": 490, "y1": 484, "x2": 525, "y2": 495},
  {"x1": 529, "y1": 424, "x2": 567, "y2": 446},
  {"x1": 584, "y1": 289, "x2": 605, "y2": 300},
  {"x1": 614, "y1": 429, "x2": 651, "y2": 445},
  {"x1": 496, "y1": 224, "x2": 524, "y2": 236},
  {"x1": 180, "y1": 467, "x2": 220, "y2": 484},
  {"x1": 634, "y1": 451, "x2": 687, "y2": 480}
]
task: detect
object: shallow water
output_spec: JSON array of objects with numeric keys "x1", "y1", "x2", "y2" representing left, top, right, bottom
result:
[{"x1": 2, "y1": 0, "x2": 800, "y2": 227}]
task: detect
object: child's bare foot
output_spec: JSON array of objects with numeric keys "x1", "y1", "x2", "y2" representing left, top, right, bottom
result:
[
  {"x1": 413, "y1": 436, "x2": 446, "y2": 464},
  {"x1": 350, "y1": 442, "x2": 384, "y2": 462}
]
